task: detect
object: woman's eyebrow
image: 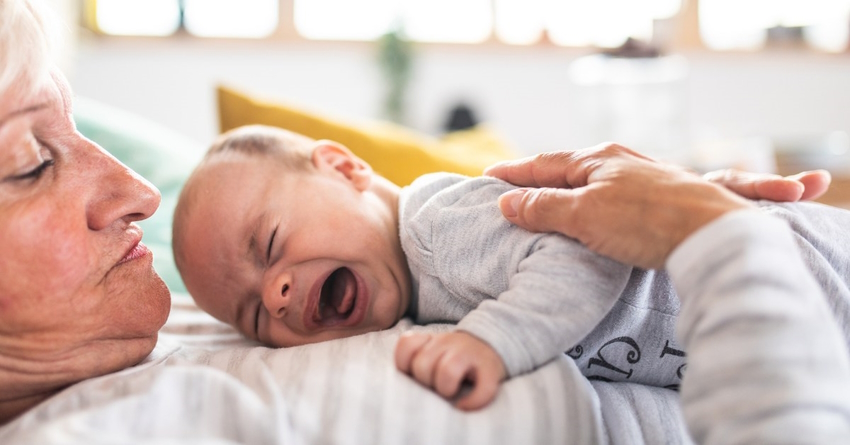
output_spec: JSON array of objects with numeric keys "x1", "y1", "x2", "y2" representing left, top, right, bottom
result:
[{"x1": 0, "y1": 103, "x2": 49, "y2": 129}]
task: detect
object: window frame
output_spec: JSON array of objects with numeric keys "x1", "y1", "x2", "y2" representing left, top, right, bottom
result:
[{"x1": 80, "y1": 0, "x2": 850, "y2": 54}]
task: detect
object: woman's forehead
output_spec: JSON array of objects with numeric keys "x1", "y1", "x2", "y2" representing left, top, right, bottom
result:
[{"x1": 0, "y1": 73, "x2": 65, "y2": 126}]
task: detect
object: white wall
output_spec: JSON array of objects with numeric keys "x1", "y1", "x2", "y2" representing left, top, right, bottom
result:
[{"x1": 68, "y1": 36, "x2": 850, "y2": 166}]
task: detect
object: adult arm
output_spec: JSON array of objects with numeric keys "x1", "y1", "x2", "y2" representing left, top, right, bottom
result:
[
  {"x1": 484, "y1": 144, "x2": 850, "y2": 442},
  {"x1": 669, "y1": 210, "x2": 850, "y2": 444}
]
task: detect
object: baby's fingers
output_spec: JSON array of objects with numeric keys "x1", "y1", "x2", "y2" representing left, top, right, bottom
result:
[
  {"x1": 454, "y1": 366, "x2": 501, "y2": 411},
  {"x1": 395, "y1": 332, "x2": 432, "y2": 373},
  {"x1": 409, "y1": 340, "x2": 448, "y2": 389},
  {"x1": 434, "y1": 355, "x2": 472, "y2": 400}
]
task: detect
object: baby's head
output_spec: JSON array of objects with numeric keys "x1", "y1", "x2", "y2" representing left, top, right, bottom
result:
[{"x1": 173, "y1": 125, "x2": 412, "y2": 347}]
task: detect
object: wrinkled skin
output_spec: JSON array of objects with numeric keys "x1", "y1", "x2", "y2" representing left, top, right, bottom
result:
[{"x1": 0, "y1": 71, "x2": 170, "y2": 423}]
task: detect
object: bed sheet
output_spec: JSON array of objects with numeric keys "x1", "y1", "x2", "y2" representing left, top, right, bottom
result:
[{"x1": 0, "y1": 293, "x2": 692, "y2": 444}]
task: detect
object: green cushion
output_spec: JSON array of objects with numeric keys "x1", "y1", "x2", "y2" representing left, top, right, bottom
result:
[{"x1": 73, "y1": 98, "x2": 204, "y2": 294}]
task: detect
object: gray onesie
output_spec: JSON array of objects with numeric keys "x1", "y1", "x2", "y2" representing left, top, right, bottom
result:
[{"x1": 398, "y1": 172, "x2": 850, "y2": 389}]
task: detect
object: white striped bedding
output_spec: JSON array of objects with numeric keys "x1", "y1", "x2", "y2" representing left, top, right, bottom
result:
[{"x1": 0, "y1": 293, "x2": 692, "y2": 444}]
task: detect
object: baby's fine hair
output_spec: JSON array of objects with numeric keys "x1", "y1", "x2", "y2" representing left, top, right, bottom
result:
[{"x1": 204, "y1": 124, "x2": 315, "y2": 170}]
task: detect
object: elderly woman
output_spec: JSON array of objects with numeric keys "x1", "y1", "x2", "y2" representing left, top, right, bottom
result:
[{"x1": 0, "y1": 0, "x2": 169, "y2": 423}]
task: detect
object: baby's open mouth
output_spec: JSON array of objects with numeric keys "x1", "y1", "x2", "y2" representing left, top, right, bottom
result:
[{"x1": 314, "y1": 267, "x2": 357, "y2": 324}]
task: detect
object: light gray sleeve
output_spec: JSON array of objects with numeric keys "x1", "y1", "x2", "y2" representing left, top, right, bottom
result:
[
  {"x1": 405, "y1": 174, "x2": 633, "y2": 378},
  {"x1": 457, "y1": 236, "x2": 631, "y2": 377},
  {"x1": 667, "y1": 209, "x2": 850, "y2": 444}
]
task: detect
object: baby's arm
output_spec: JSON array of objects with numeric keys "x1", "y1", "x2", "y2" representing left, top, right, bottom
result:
[
  {"x1": 455, "y1": 234, "x2": 632, "y2": 379},
  {"x1": 397, "y1": 176, "x2": 633, "y2": 409},
  {"x1": 395, "y1": 331, "x2": 506, "y2": 410},
  {"x1": 400, "y1": 217, "x2": 631, "y2": 411}
]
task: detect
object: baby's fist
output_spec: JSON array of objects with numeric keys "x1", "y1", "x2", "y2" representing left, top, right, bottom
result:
[{"x1": 395, "y1": 331, "x2": 507, "y2": 411}]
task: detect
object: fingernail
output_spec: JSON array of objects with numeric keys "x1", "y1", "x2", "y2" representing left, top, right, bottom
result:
[{"x1": 500, "y1": 189, "x2": 526, "y2": 218}]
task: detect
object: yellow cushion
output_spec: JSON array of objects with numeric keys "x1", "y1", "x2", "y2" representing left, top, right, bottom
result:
[{"x1": 217, "y1": 86, "x2": 517, "y2": 186}]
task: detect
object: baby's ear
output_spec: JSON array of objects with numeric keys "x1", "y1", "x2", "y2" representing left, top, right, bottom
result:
[{"x1": 311, "y1": 141, "x2": 373, "y2": 191}]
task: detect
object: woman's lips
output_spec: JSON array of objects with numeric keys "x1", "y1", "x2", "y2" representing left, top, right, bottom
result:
[{"x1": 117, "y1": 241, "x2": 150, "y2": 265}]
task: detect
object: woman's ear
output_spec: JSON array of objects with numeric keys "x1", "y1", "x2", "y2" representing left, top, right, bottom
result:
[{"x1": 311, "y1": 141, "x2": 373, "y2": 192}]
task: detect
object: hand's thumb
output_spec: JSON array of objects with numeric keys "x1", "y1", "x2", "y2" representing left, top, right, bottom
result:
[{"x1": 498, "y1": 188, "x2": 578, "y2": 236}]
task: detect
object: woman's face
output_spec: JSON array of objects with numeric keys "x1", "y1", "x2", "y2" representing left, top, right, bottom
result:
[{"x1": 0, "y1": 71, "x2": 170, "y2": 397}]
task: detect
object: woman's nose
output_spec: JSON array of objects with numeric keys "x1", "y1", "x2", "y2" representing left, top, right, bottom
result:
[
  {"x1": 83, "y1": 139, "x2": 161, "y2": 231},
  {"x1": 263, "y1": 272, "x2": 294, "y2": 319}
]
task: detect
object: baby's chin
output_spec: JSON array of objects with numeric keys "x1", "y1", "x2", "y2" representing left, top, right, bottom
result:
[
  {"x1": 369, "y1": 294, "x2": 406, "y2": 331},
  {"x1": 394, "y1": 290, "x2": 413, "y2": 323}
]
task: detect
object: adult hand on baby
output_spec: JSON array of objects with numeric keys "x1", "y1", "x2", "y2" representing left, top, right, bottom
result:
[
  {"x1": 395, "y1": 331, "x2": 507, "y2": 411},
  {"x1": 484, "y1": 143, "x2": 753, "y2": 269},
  {"x1": 702, "y1": 168, "x2": 830, "y2": 202}
]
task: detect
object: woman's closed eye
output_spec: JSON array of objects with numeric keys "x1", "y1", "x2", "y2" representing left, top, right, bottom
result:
[
  {"x1": 18, "y1": 158, "x2": 54, "y2": 180},
  {"x1": 3, "y1": 136, "x2": 56, "y2": 183},
  {"x1": 7, "y1": 158, "x2": 54, "y2": 182}
]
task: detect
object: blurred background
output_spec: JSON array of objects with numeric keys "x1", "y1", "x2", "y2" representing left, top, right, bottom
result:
[{"x1": 49, "y1": 1, "x2": 850, "y2": 182}]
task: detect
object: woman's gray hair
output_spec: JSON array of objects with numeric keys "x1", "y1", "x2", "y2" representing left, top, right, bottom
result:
[{"x1": 0, "y1": 0, "x2": 56, "y2": 97}]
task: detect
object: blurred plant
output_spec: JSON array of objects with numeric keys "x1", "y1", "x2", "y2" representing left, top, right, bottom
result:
[{"x1": 377, "y1": 27, "x2": 413, "y2": 124}]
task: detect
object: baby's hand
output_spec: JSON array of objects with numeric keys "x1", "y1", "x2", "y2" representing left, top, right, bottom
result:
[{"x1": 395, "y1": 331, "x2": 507, "y2": 411}]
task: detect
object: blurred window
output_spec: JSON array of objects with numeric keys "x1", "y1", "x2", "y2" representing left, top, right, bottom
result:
[
  {"x1": 294, "y1": 0, "x2": 678, "y2": 47},
  {"x1": 403, "y1": 0, "x2": 492, "y2": 43},
  {"x1": 184, "y1": 0, "x2": 278, "y2": 38},
  {"x1": 91, "y1": 0, "x2": 180, "y2": 36},
  {"x1": 87, "y1": 0, "x2": 279, "y2": 38},
  {"x1": 493, "y1": 0, "x2": 545, "y2": 45},
  {"x1": 294, "y1": 0, "x2": 491, "y2": 43},
  {"x1": 84, "y1": 0, "x2": 849, "y2": 52},
  {"x1": 700, "y1": 0, "x2": 850, "y2": 52},
  {"x1": 496, "y1": 0, "x2": 680, "y2": 48},
  {"x1": 293, "y1": 0, "x2": 397, "y2": 41}
]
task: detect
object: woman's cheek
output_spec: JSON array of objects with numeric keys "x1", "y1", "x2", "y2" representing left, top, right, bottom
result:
[{"x1": 13, "y1": 201, "x2": 92, "y2": 297}]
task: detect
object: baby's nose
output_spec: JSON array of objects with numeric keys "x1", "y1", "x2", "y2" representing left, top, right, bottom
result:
[{"x1": 263, "y1": 273, "x2": 293, "y2": 319}]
